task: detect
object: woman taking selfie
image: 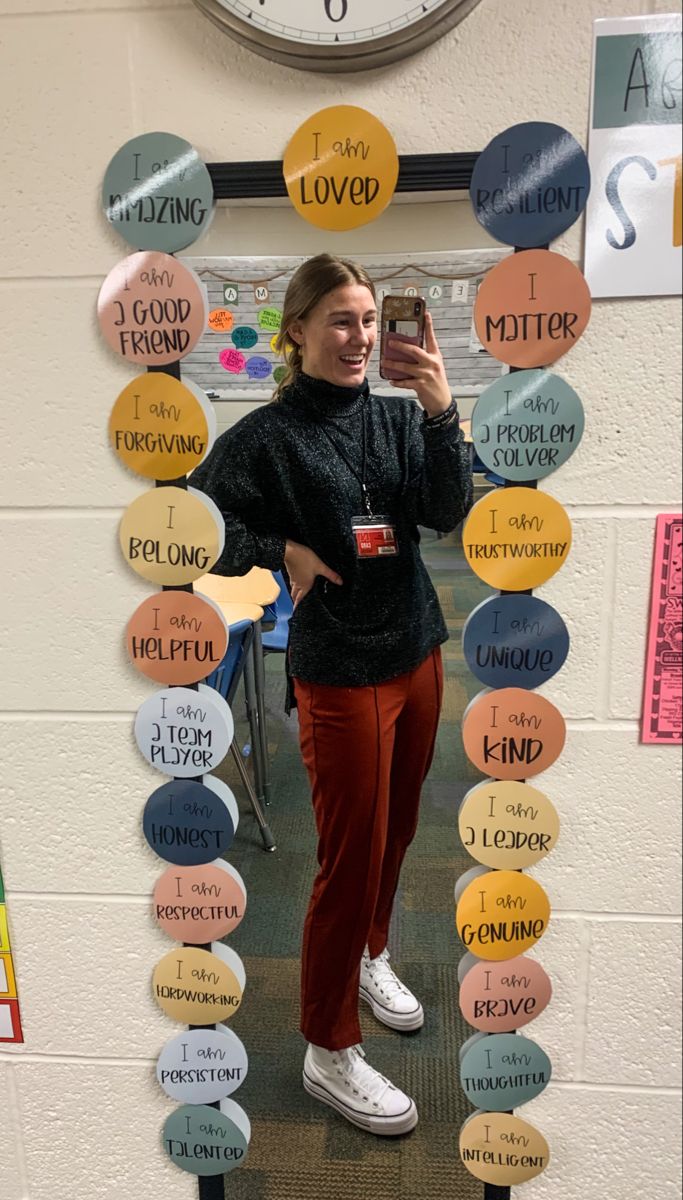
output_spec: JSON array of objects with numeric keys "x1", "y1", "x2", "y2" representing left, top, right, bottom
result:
[{"x1": 191, "y1": 253, "x2": 473, "y2": 1137}]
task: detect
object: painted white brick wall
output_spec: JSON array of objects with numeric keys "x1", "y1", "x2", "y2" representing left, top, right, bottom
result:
[{"x1": 0, "y1": 2, "x2": 681, "y2": 1198}]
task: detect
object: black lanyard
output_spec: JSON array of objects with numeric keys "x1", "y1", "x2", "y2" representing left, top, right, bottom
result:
[{"x1": 315, "y1": 404, "x2": 373, "y2": 517}]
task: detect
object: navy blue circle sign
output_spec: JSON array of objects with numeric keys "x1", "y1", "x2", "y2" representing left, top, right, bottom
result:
[
  {"x1": 463, "y1": 594, "x2": 570, "y2": 690},
  {"x1": 470, "y1": 122, "x2": 591, "y2": 248},
  {"x1": 143, "y1": 779, "x2": 235, "y2": 866}
]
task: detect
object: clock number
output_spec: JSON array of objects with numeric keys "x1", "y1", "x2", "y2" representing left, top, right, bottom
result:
[{"x1": 324, "y1": 0, "x2": 348, "y2": 21}]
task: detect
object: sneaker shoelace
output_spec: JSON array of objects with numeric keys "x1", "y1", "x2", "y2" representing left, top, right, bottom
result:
[
  {"x1": 364, "y1": 950, "x2": 411, "y2": 1001},
  {"x1": 333, "y1": 1045, "x2": 392, "y2": 1107}
]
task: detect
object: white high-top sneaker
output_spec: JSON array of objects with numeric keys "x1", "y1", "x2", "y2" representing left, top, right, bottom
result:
[
  {"x1": 359, "y1": 948, "x2": 424, "y2": 1031},
  {"x1": 303, "y1": 1043, "x2": 418, "y2": 1136}
]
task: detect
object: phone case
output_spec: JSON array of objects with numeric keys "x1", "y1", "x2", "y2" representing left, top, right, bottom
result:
[{"x1": 380, "y1": 295, "x2": 426, "y2": 381}]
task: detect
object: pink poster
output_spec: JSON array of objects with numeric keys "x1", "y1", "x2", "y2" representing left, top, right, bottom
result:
[{"x1": 642, "y1": 514, "x2": 682, "y2": 744}]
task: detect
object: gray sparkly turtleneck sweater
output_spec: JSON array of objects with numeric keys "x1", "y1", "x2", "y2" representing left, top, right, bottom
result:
[{"x1": 190, "y1": 372, "x2": 473, "y2": 688}]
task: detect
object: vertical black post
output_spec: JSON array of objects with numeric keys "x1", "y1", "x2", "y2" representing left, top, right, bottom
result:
[
  {"x1": 482, "y1": 242, "x2": 548, "y2": 1200},
  {"x1": 150, "y1": 359, "x2": 226, "y2": 1200}
]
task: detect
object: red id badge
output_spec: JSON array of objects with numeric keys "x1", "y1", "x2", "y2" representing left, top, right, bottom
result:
[{"x1": 352, "y1": 515, "x2": 399, "y2": 558}]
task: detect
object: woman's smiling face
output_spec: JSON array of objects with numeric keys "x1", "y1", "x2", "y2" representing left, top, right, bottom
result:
[{"x1": 291, "y1": 283, "x2": 377, "y2": 388}]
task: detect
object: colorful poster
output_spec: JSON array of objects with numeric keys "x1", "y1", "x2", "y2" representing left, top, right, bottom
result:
[
  {"x1": 584, "y1": 14, "x2": 682, "y2": 298},
  {"x1": 0, "y1": 862, "x2": 24, "y2": 1044},
  {"x1": 642, "y1": 514, "x2": 682, "y2": 744}
]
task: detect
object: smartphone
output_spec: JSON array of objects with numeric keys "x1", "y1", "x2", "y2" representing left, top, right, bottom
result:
[{"x1": 379, "y1": 295, "x2": 426, "y2": 382}]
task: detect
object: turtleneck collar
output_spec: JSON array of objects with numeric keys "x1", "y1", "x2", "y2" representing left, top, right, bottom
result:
[{"x1": 281, "y1": 371, "x2": 369, "y2": 419}]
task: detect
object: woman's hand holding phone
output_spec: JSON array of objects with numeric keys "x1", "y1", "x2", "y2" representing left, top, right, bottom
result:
[{"x1": 382, "y1": 311, "x2": 452, "y2": 418}]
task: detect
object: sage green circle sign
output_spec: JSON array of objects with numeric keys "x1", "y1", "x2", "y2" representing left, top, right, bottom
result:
[
  {"x1": 460, "y1": 1032, "x2": 552, "y2": 1111},
  {"x1": 102, "y1": 132, "x2": 215, "y2": 252},
  {"x1": 163, "y1": 1102, "x2": 248, "y2": 1176},
  {"x1": 472, "y1": 369, "x2": 585, "y2": 482}
]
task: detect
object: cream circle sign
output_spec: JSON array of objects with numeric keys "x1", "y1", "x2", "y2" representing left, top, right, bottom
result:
[
  {"x1": 459, "y1": 780, "x2": 560, "y2": 870},
  {"x1": 135, "y1": 685, "x2": 234, "y2": 777},
  {"x1": 119, "y1": 486, "x2": 224, "y2": 586}
]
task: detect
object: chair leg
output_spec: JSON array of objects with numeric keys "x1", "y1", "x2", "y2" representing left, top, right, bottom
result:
[
  {"x1": 243, "y1": 646, "x2": 266, "y2": 807},
  {"x1": 252, "y1": 621, "x2": 273, "y2": 807},
  {"x1": 229, "y1": 744, "x2": 276, "y2": 852}
]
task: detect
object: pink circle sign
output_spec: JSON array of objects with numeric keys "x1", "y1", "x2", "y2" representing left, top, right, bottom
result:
[
  {"x1": 459, "y1": 955, "x2": 553, "y2": 1033},
  {"x1": 153, "y1": 861, "x2": 247, "y2": 943},
  {"x1": 97, "y1": 251, "x2": 208, "y2": 366}
]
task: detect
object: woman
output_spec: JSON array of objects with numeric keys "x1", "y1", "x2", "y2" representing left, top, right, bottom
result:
[{"x1": 191, "y1": 254, "x2": 473, "y2": 1137}]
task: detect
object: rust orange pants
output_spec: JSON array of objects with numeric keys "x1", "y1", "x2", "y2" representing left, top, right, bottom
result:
[{"x1": 293, "y1": 646, "x2": 444, "y2": 1050}]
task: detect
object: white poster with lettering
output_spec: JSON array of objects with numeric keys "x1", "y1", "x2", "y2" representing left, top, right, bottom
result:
[{"x1": 584, "y1": 14, "x2": 682, "y2": 298}]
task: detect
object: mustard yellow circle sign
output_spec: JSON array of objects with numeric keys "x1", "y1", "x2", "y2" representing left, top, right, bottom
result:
[
  {"x1": 463, "y1": 487, "x2": 572, "y2": 590},
  {"x1": 153, "y1": 946, "x2": 243, "y2": 1025},
  {"x1": 460, "y1": 1112, "x2": 550, "y2": 1186},
  {"x1": 283, "y1": 106, "x2": 399, "y2": 232},
  {"x1": 456, "y1": 869, "x2": 551, "y2": 961},
  {"x1": 109, "y1": 373, "x2": 214, "y2": 481},
  {"x1": 119, "y1": 486, "x2": 224, "y2": 585}
]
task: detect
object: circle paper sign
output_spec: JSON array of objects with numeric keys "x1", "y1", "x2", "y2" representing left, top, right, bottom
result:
[
  {"x1": 456, "y1": 870, "x2": 551, "y2": 960},
  {"x1": 157, "y1": 1027, "x2": 248, "y2": 1104},
  {"x1": 460, "y1": 1032, "x2": 552, "y2": 1111},
  {"x1": 153, "y1": 946, "x2": 243, "y2": 1025},
  {"x1": 459, "y1": 955, "x2": 553, "y2": 1033},
  {"x1": 153, "y1": 860, "x2": 246, "y2": 941},
  {"x1": 126, "y1": 591, "x2": 228, "y2": 686},
  {"x1": 143, "y1": 780, "x2": 235, "y2": 866},
  {"x1": 283, "y1": 106, "x2": 399, "y2": 231},
  {"x1": 163, "y1": 1101, "x2": 249, "y2": 1176},
  {"x1": 109, "y1": 372, "x2": 214, "y2": 481},
  {"x1": 473, "y1": 249, "x2": 591, "y2": 368},
  {"x1": 463, "y1": 594, "x2": 570, "y2": 691},
  {"x1": 462, "y1": 688, "x2": 566, "y2": 781},
  {"x1": 135, "y1": 685, "x2": 234, "y2": 777},
  {"x1": 119, "y1": 486, "x2": 224, "y2": 586},
  {"x1": 471, "y1": 369, "x2": 585, "y2": 482},
  {"x1": 460, "y1": 1112, "x2": 550, "y2": 1185},
  {"x1": 102, "y1": 132, "x2": 215, "y2": 253},
  {"x1": 459, "y1": 780, "x2": 560, "y2": 870},
  {"x1": 470, "y1": 122, "x2": 591, "y2": 248},
  {"x1": 463, "y1": 488, "x2": 572, "y2": 591},
  {"x1": 97, "y1": 251, "x2": 208, "y2": 366}
]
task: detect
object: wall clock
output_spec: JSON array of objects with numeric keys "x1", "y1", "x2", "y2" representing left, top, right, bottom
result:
[{"x1": 191, "y1": 0, "x2": 483, "y2": 72}]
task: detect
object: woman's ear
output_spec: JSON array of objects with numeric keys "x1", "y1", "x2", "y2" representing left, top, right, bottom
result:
[{"x1": 288, "y1": 321, "x2": 304, "y2": 347}]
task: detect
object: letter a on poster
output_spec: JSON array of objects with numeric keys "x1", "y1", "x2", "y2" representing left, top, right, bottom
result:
[{"x1": 584, "y1": 14, "x2": 682, "y2": 297}]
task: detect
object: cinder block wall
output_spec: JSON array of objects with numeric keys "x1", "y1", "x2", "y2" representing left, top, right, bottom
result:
[{"x1": 0, "y1": 2, "x2": 680, "y2": 1199}]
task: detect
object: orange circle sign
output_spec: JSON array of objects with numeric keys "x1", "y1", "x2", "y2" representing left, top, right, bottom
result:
[
  {"x1": 283, "y1": 106, "x2": 399, "y2": 232},
  {"x1": 126, "y1": 590, "x2": 228, "y2": 686},
  {"x1": 109, "y1": 373, "x2": 214, "y2": 481},
  {"x1": 456, "y1": 869, "x2": 551, "y2": 961},
  {"x1": 462, "y1": 688, "x2": 566, "y2": 781},
  {"x1": 463, "y1": 488, "x2": 572, "y2": 591},
  {"x1": 474, "y1": 249, "x2": 591, "y2": 367}
]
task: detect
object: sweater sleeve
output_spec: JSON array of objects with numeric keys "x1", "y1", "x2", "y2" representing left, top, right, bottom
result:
[
  {"x1": 189, "y1": 421, "x2": 286, "y2": 577},
  {"x1": 401, "y1": 403, "x2": 474, "y2": 533}
]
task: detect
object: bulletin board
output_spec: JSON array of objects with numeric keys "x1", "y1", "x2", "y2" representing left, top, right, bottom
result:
[{"x1": 180, "y1": 249, "x2": 510, "y2": 401}]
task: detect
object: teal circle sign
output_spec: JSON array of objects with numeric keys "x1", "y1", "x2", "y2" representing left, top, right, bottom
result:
[
  {"x1": 472, "y1": 369, "x2": 585, "y2": 481},
  {"x1": 102, "y1": 132, "x2": 215, "y2": 252},
  {"x1": 460, "y1": 1032, "x2": 552, "y2": 1112},
  {"x1": 163, "y1": 1102, "x2": 249, "y2": 1176}
]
